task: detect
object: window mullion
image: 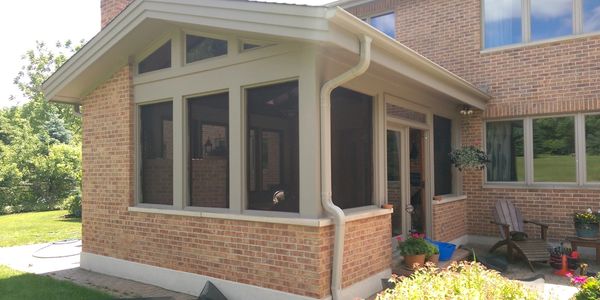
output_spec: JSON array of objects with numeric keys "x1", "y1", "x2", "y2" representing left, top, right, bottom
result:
[
  {"x1": 524, "y1": 118, "x2": 534, "y2": 184},
  {"x1": 173, "y1": 95, "x2": 185, "y2": 209},
  {"x1": 522, "y1": 0, "x2": 531, "y2": 43},
  {"x1": 574, "y1": 0, "x2": 583, "y2": 34},
  {"x1": 576, "y1": 114, "x2": 587, "y2": 185}
]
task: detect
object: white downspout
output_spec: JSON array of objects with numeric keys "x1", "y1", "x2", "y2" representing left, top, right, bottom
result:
[{"x1": 320, "y1": 34, "x2": 372, "y2": 300}]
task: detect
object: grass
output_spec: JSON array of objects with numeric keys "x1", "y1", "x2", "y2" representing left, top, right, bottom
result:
[
  {"x1": 512, "y1": 155, "x2": 600, "y2": 182},
  {"x1": 0, "y1": 210, "x2": 81, "y2": 247},
  {"x1": 0, "y1": 265, "x2": 113, "y2": 300}
]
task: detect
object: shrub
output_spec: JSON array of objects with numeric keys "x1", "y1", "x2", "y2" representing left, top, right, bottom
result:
[
  {"x1": 61, "y1": 191, "x2": 81, "y2": 218},
  {"x1": 574, "y1": 276, "x2": 600, "y2": 300},
  {"x1": 377, "y1": 262, "x2": 538, "y2": 300},
  {"x1": 398, "y1": 236, "x2": 432, "y2": 257}
]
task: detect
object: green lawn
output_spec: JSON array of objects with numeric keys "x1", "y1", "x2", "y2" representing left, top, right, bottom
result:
[
  {"x1": 0, "y1": 210, "x2": 81, "y2": 247},
  {"x1": 513, "y1": 155, "x2": 600, "y2": 182},
  {"x1": 0, "y1": 265, "x2": 112, "y2": 300}
]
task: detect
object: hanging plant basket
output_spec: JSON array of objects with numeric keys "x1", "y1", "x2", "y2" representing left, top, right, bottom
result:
[{"x1": 449, "y1": 146, "x2": 490, "y2": 171}]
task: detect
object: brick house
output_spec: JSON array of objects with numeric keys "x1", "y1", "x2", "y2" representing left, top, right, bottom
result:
[{"x1": 42, "y1": 0, "x2": 600, "y2": 299}]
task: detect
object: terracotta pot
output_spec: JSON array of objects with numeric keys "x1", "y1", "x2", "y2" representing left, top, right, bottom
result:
[
  {"x1": 404, "y1": 254, "x2": 426, "y2": 270},
  {"x1": 382, "y1": 203, "x2": 394, "y2": 209},
  {"x1": 427, "y1": 254, "x2": 439, "y2": 264}
]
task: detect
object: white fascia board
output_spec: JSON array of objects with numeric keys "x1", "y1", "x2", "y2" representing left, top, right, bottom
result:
[{"x1": 326, "y1": 7, "x2": 491, "y2": 108}]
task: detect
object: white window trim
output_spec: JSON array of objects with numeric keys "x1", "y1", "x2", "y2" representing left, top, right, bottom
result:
[
  {"x1": 483, "y1": 113, "x2": 600, "y2": 188},
  {"x1": 481, "y1": 0, "x2": 598, "y2": 50},
  {"x1": 135, "y1": 33, "x2": 174, "y2": 76}
]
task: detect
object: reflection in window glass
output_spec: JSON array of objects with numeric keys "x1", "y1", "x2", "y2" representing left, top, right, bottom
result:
[
  {"x1": 387, "y1": 130, "x2": 402, "y2": 237},
  {"x1": 247, "y1": 81, "x2": 299, "y2": 213},
  {"x1": 370, "y1": 13, "x2": 396, "y2": 38},
  {"x1": 586, "y1": 115, "x2": 600, "y2": 182},
  {"x1": 486, "y1": 120, "x2": 524, "y2": 182},
  {"x1": 331, "y1": 87, "x2": 373, "y2": 209},
  {"x1": 583, "y1": 0, "x2": 600, "y2": 33},
  {"x1": 433, "y1": 116, "x2": 453, "y2": 195},
  {"x1": 532, "y1": 117, "x2": 575, "y2": 182},
  {"x1": 531, "y1": 0, "x2": 572, "y2": 41},
  {"x1": 140, "y1": 101, "x2": 173, "y2": 204},
  {"x1": 484, "y1": 0, "x2": 522, "y2": 48},
  {"x1": 138, "y1": 41, "x2": 171, "y2": 74},
  {"x1": 188, "y1": 93, "x2": 228, "y2": 208},
  {"x1": 186, "y1": 35, "x2": 228, "y2": 64}
]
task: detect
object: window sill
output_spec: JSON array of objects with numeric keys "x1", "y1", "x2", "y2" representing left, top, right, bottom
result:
[
  {"x1": 480, "y1": 31, "x2": 600, "y2": 54},
  {"x1": 128, "y1": 206, "x2": 392, "y2": 227},
  {"x1": 483, "y1": 183, "x2": 600, "y2": 190},
  {"x1": 432, "y1": 195, "x2": 467, "y2": 205}
]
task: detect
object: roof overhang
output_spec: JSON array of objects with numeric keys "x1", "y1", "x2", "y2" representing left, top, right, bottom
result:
[{"x1": 42, "y1": 0, "x2": 490, "y2": 109}]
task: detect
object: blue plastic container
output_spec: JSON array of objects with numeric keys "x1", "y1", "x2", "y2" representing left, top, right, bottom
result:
[{"x1": 426, "y1": 238, "x2": 456, "y2": 261}]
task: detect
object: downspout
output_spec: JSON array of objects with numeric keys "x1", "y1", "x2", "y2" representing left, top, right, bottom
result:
[{"x1": 320, "y1": 34, "x2": 372, "y2": 300}]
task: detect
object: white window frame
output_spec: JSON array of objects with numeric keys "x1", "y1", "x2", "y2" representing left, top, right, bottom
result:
[
  {"x1": 481, "y1": 0, "x2": 599, "y2": 50},
  {"x1": 135, "y1": 34, "x2": 174, "y2": 76},
  {"x1": 484, "y1": 113, "x2": 600, "y2": 188},
  {"x1": 362, "y1": 11, "x2": 396, "y2": 38},
  {"x1": 183, "y1": 30, "x2": 231, "y2": 66}
]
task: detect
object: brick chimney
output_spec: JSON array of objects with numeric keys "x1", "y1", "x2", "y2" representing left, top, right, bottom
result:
[{"x1": 101, "y1": 0, "x2": 133, "y2": 28}]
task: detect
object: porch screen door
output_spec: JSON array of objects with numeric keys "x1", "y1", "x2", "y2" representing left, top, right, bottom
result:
[{"x1": 387, "y1": 129, "x2": 408, "y2": 238}]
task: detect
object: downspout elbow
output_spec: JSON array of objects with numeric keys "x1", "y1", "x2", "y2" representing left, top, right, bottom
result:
[{"x1": 320, "y1": 34, "x2": 372, "y2": 300}]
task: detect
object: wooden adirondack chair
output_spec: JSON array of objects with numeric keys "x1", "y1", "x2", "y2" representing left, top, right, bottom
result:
[{"x1": 489, "y1": 199, "x2": 550, "y2": 271}]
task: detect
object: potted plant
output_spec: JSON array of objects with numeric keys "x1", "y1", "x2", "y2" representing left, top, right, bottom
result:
[
  {"x1": 574, "y1": 208, "x2": 600, "y2": 240},
  {"x1": 397, "y1": 233, "x2": 434, "y2": 269},
  {"x1": 426, "y1": 242, "x2": 440, "y2": 264},
  {"x1": 449, "y1": 146, "x2": 489, "y2": 171}
]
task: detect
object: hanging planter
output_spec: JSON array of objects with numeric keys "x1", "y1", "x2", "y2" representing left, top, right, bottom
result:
[{"x1": 449, "y1": 146, "x2": 490, "y2": 171}]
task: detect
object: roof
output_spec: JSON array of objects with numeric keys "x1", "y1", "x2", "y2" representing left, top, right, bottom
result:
[{"x1": 42, "y1": 0, "x2": 490, "y2": 108}]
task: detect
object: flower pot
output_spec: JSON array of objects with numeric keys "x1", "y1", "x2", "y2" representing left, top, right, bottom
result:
[
  {"x1": 427, "y1": 254, "x2": 439, "y2": 264},
  {"x1": 404, "y1": 254, "x2": 426, "y2": 270},
  {"x1": 575, "y1": 222, "x2": 599, "y2": 240},
  {"x1": 382, "y1": 203, "x2": 394, "y2": 209}
]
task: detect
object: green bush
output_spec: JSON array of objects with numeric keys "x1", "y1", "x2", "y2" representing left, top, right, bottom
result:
[
  {"x1": 574, "y1": 276, "x2": 600, "y2": 300},
  {"x1": 377, "y1": 262, "x2": 538, "y2": 300},
  {"x1": 398, "y1": 237, "x2": 432, "y2": 256},
  {"x1": 61, "y1": 191, "x2": 81, "y2": 218}
]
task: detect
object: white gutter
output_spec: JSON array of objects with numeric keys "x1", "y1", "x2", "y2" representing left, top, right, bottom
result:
[{"x1": 320, "y1": 34, "x2": 372, "y2": 300}]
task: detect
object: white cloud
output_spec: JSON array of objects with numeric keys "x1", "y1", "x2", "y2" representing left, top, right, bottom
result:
[
  {"x1": 484, "y1": 0, "x2": 522, "y2": 22},
  {"x1": 531, "y1": 0, "x2": 572, "y2": 19},
  {"x1": 485, "y1": 0, "x2": 573, "y2": 22},
  {"x1": 584, "y1": 6, "x2": 600, "y2": 32}
]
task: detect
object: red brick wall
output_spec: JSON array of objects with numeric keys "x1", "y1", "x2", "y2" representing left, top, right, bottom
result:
[
  {"x1": 101, "y1": 0, "x2": 132, "y2": 28},
  {"x1": 348, "y1": 0, "x2": 600, "y2": 241},
  {"x1": 190, "y1": 158, "x2": 227, "y2": 208},
  {"x1": 432, "y1": 200, "x2": 467, "y2": 242}
]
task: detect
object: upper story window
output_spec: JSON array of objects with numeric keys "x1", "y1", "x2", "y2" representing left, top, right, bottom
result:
[
  {"x1": 138, "y1": 40, "x2": 171, "y2": 74},
  {"x1": 186, "y1": 34, "x2": 228, "y2": 64},
  {"x1": 483, "y1": 0, "x2": 600, "y2": 49},
  {"x1": 365, "y1": 12, "x2": 396, "y2": 38}
]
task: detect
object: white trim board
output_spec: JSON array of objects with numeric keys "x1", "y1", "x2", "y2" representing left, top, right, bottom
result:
[{"x1": 81, "y1": 252, "x2": 391, "y2": 300}]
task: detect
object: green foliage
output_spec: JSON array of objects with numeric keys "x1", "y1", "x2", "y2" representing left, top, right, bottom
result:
[
  {"x1": 532, "y1": 117, "x2": 575, "y2": 157},
  {"x1": 574, "y1": 276, "x2": 600, "y2": 300},
  {"x1": 449, "y1": 146, "x2": 489, "y2": 171},
  {"x1": 398, "y1": 237, "x2": 433, "y2": 256},
  {"x1": 377, "y1": 262, "x2": 538, "y2": 300},
  {"x1": 0, "y1": 40, "x2": 82, "y2": 214},
  {"x1": 61, "y1": 191, "x2": 82, "y2": 218}
]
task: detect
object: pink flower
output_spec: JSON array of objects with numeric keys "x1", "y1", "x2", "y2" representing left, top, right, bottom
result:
[
  {"x1": 395, "y1": 236, "x2": 403, "y2": 242},
  {"x1": 567, "y1": 274, "x2": 588, "y2": 285}
]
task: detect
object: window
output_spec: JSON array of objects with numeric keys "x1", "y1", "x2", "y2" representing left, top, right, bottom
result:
[
  {"x1": 583, "y1": 0, "x2": 600, "y2": 32},
  {"x1": 331, "y1": 87, "x2": 373, "y2": 209},
  {"x1": 585, "y1": 115, "x2": 600, "y2": 182},
  {"x1": 483, "y1": 0, "x2": 600, "y2": 48},
  {"x1": 486, "y1": 120, "x2": 524, "y2": 182},
  {"x1": 138, "y1": 40, "x2": 171, "y2": 74},
  {"x1": 531, "y1": 0, "x2": 572, "y2": 41},
  {"x1": 246, "y1": 81, "x2": 299, "y2": 213},
  {"x1": 483, "y1": 0, "x2": 522, "y2": 48},
  {"x1": 186, "y1": 35, "x2": 227, "y2": 64},
  {"x1": 188, "y1": 93, "x2": 229, "y2": 208},
  {"x1": 140, "y1": 101, "x2": 173, "y2": 205},
  {"x1": 364, "y1": 12, "x2": 396, "y2": 38},
  {"x1": 532, "y1": 117, "x2": 575, "y2": 182},
  {"x1": 433, "y1": 115, "x2": 453, "y2": 195}
]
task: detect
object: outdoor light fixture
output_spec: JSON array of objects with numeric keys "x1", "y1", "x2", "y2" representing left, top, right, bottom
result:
[{"x1": 459, "y1": 105, "x2": 473, "y2": 115}]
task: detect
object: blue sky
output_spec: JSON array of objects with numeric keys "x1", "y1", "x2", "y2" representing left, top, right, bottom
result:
[{"x1": 0, "y1": 0, "x2": 332, "y2": 108}]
